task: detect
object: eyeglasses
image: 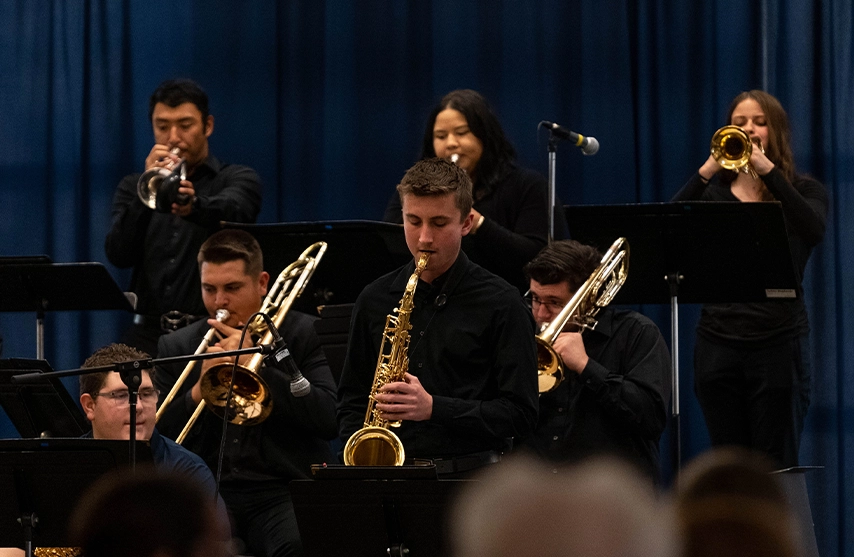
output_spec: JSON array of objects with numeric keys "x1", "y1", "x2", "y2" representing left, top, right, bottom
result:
[
  {"x1": 93, "y1": 388, "x2": 160, "y2": 408},
  {"x1": 524, "y1": 292, "x2": 566, "y2": 313}
]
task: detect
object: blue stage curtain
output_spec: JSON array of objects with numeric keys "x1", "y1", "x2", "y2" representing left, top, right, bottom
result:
[{"x1": 0, "y1": 1, "x2": 852, "y2": 554}]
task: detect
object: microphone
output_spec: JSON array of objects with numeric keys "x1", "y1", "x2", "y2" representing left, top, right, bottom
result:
[
  {"x1": 261, "y1": 316, "x2": 311, "y2": 397},
  {"x1": 540, "y1": 121, "x2": 599, "y2": 155}
]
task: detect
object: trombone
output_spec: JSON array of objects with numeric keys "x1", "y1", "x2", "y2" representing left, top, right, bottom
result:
[
  {"x1": 536, "y1": 238, "x2": 629, "y2": 393},
  {"x1": 155, "y1": 309, "x2": 230, "y2": 424},
  {"x1": 174, "y1": 241, "x2": 328, "y2": 444}
]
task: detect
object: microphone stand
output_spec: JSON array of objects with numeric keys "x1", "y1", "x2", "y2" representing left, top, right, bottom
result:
[
  {"x1": 547, "y1": 132, "x2": 559, "y2": 244},
  {"x1": 10, "y1": 345, "x2": 270, "y2": 472}
]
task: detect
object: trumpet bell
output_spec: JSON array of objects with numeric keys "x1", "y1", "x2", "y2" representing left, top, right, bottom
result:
[
  {"x1": 200, "y1": 362, "x2": 273, "y2": 426},
  {"x1": 710, "y1": 125, "x2": 752, "y2": 171},
  {"x1": 342, "y1": 426, "x2": 405, "y2": 466},
  {"x1": 137, "y1": 164, "x2": 187, "y2": 212},
  {"x1": 536, "y1": 340, "x2": 564, "y2": 394}
]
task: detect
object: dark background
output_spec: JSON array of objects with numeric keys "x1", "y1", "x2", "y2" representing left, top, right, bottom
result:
[{"x1": 0, "y1": 2, "x2": 851, "y2": 554}]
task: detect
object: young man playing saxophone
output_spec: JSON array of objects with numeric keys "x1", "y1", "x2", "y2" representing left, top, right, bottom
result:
[{"x1": 337, "y1": 158, "x2": 539, "y2": 478}]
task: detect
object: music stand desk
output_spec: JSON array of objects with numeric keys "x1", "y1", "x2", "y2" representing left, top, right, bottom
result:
[
  {"x1": 291, "y1": 464, "x2": 471, "y2": 557},
  {"x1": 223, "y1": 220, "x2": 411, "y2": 308},
  {"x1": 0, "y1": 262, "x2": 135, "y2": 359},
  {"x1": 565, "y1": 201, "x2": 798, "y2": 472},
  {"x1": 0, "y1": 438, "x2": 152, "y2": 551},
  {"x1": 0, "y1": 359, "x2": 89, "y2": 438}
]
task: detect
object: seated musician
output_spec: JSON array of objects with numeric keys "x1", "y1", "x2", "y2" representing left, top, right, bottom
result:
[
  {"x1": 154, "y1": 228, "x2": 338, "y2": 557},
  {"x1": 522, "y1": 240, "x2": 671, "y2": 482},
  {"x1": 337, "y1": 157, "x2": 539, "y2": 477},
  {"x1": 79, "y1": 343, "x2": 230, "y2": 535}
]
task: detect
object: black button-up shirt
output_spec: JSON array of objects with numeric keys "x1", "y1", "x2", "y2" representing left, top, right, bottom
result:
[
  {"x1": 526, "y1": 308, "x2": 671, "y2": 480},
  {"x1": 106, "y1": 156, "x2": 262, "y2": 316},
  {"x1": 337, "y1": 252, "x2": 539, "y2": 459}
]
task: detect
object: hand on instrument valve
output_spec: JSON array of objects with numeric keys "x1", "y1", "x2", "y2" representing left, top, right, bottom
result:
[
  {"x1": 374, "y1": 372, "x2": 433, "y2": 422},
  {"x1": 143, "y1": 144, "x2": 196, "y2": 217},
  {"x1": 552, "y1": 332, "x2": 589, "y2": 375},
  {"x1": 171, "y1": 180, "x2": 196, "y2": 217},
  {"x1": 189, "y1": 319, "x2": 253, "y2": 404},
  {"x1": 144, "y1": 144, "x2": 182, "y2": 172}
]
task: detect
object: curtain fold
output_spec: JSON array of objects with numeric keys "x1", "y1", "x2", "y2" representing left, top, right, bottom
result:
[{"x1": 0, "y1": 1, "x2": 851, "y2": 554}]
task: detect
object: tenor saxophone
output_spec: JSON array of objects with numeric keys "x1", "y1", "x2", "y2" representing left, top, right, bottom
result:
[{"x1": 343, "y1": 252, "x2": 430, "y2": 466}]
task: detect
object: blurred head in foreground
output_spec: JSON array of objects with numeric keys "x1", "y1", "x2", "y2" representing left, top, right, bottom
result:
[
  {"x1": 69, "y1": 467, "x2": 227, "y2": 557},
  {"x1": 450, "y1": 455, "x2": 677, "y2": 557}
]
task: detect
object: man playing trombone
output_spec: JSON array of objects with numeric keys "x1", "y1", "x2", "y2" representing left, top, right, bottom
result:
[
  {"x1": 106, "y1": 79, "x2": 262, "y2": 357},
  {"x1": 155, "y1": 229, "x2": 338, "y2": 557},
  {"x1": 523, "y1": 240, "x2": 671, "y2": 482}
]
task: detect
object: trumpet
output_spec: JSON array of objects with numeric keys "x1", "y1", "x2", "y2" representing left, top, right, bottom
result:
[
  {"x1": 137, "y1": 147, "x2": 189, "y2": 212},
  {"x1": 155, "y1": 308, "x2": 229, "y2": 424},
  {"x1": 536, "y1": 238, "x2": 629, "y2": 393},
  {"x1": 175, "y1": 241, "x2": 327, "y2": 444},
  {"x1": 710, "y1": 125, "x2": 764, "y2": 179}
]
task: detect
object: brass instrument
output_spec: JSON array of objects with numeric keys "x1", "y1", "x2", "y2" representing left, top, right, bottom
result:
[
  {"x1": 343, "y1": 252, "x2": 430, "y2": 466},
  {"x1": 710, "y1": 125, "x2": 764, "y2": 179},
  {"x1": 155, "y1": 309, "x2": 229, "y2": 423},
  {"x1": 137, "y1": 147, "x2": 188, "y2": 212},
  {"x1": 536, "y1": 238, "x2": 629, "y2": 393},
  {"x1": 175, "y1": 241, "x2": 327, "y2": 444}
]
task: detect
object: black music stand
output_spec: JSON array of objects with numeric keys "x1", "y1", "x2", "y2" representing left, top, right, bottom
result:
[
  {"x1": 291, "y1": 464, "x2": 470, "y2": 557},
  {"x1": 222, "y1": 220, "x2": 411, "y2": 310},
  {"x1": 565, "y1": 201, "x2": 798, "y2": 472},
  {"x1": 0, "y1": 359, "x2": 89, "y2": 438},
  {"x1": 0, "y1": 262, "x2": 135, "y2": 359},
  {"x1": 0, "y1": 438, "x2": 152, "y2": 556}
]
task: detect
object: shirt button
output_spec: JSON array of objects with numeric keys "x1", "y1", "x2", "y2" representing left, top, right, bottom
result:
[
  {"x1": 418, "y1": 363, "x2": 423, "y2": 368},
  {"x1": 552, "y1": 435, "x2": 559, "y2": 441},
  {"x1": 557, "y1": 407, "x2": 565, "y2": 413},
  {"x1": 170, "y1": 258, "x2": 175, "y2": 263},
  {"x1": 232, "y1": 439, "x2": 238, "y2": 444},
  {"x1": 420, "y1": 331, "x2": 424, "y2": 337}
]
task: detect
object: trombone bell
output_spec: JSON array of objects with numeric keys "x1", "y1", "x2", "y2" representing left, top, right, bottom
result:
[{"x1": 199, "y1": 361, "x2": 273, "y2": 426}]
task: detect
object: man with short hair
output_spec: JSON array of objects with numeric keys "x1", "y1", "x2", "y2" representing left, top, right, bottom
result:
[
  {"x1": 106, "y1": 78, "x2": 262, "y2": 357},
  {"x1": 337, "y1": 158, "x2": 539, "y2": 477},
  {"x1": 79, "y1": 343, "x2": 229, "y2": 534},
  {"x1": 523, "y1": 240, "x2": 671, "y2": 480},
  {"x1": 155, "y1": 228, "x2": 338, "y2": 557}
]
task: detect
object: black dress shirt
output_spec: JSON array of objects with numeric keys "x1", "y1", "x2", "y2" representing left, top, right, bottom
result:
[
  {"x1": 337, "y1": 252, "x2": 539, "y2": 459},
  {"x1": 527, "y1": 308, "x2": 671, "y2": 479},
  {"x1": 105, "y1": 156, "x2": 262, "y2": 316},
  {"x1": 671, "y1": 168, "x2": 828, "y2": 346},
  {"x1": 154, "y1": 312, "x2": 338, "y2": 484}
]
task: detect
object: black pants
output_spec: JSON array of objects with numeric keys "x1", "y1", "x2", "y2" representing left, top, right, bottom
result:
[
  {"x1": 219, "y1": 481, "x2": 303, "y2": 557},
  {"x1": 693, "y1": 333, "x2": 811, "y2": 468}
]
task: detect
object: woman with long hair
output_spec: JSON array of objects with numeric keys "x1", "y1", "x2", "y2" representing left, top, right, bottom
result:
[
  {"x1": 672, "y1": 90, "x2": 828, "y2": 467},
  {"x1": 384, "y1": 89, "x2": 566, "y2": 290}
]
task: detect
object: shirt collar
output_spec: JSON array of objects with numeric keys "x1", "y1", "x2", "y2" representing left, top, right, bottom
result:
[{"x1": 584, "y1": 307, "x2": 615, "y2": 339}]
